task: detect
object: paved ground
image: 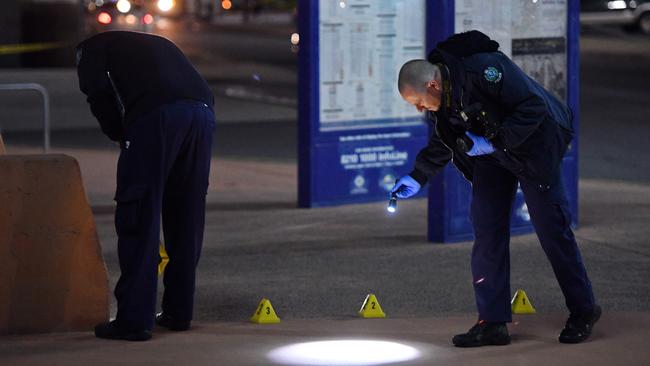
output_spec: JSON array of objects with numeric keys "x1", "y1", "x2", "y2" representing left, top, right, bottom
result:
[
  {"x1": 2, "y1": 119, "x2": 649, "y2": 365},
  {"x1": 2, "y1": 313, "x2": 649, "y2": 366},
  {"x1": 4, "y1": 139, "x2": 650, "y2": 320}
]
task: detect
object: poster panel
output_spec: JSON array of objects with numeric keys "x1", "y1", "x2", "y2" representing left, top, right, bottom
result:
[
  {"x1": 299, "y1": 0, "x2": 429, "y2": 207},
  {"x1": 455, "y1": 0, "x2": 568, "y2": 98},
  {"x1": 318, "y1": 0, "x2": 426, "y2": 131}
]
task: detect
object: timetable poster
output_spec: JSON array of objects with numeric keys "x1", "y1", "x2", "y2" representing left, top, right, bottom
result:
[
  {"x1": 319, "y1": 0, "x2": 426, "y2": 131},
  {"x1": 455, "y1": 0, "x2": 567, "y2": 99}
]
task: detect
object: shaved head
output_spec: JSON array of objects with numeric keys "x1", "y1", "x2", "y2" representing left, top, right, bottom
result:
[
  {"x1": 398, "y1": 59, "x2": 441, "y2": 95},
  {"x1": 397, "y1": 59, "x2": 443, "y2": 112}
]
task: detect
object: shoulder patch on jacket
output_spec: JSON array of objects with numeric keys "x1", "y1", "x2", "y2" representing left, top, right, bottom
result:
[{"x1": 483, "y1": 66, "x2": 502, "y2": 83}]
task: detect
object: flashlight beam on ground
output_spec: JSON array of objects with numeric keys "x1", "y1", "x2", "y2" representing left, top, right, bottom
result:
[{"x1": 267, "y1": 339, "x2": 421, "y2": 366}]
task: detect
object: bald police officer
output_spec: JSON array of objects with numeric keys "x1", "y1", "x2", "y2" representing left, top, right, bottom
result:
[
  {"x1": 393, "y1": 30, "x2": 600, "y2": 347},
  {"x1": 77, "y1": 31, "x2": 215, "y2": 341}
]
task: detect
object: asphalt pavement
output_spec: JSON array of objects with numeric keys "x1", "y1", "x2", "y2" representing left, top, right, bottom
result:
[
  {"x1": 1, "y1": 24, "x2": 649, "y2": 365},
  {"x1": 2, "y1": 313, "x2": 649, "y2": 366}
]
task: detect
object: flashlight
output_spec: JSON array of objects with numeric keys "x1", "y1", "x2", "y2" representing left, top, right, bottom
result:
[{"x1": 387, "y1": 193, "x2": 398, "y2": 214}]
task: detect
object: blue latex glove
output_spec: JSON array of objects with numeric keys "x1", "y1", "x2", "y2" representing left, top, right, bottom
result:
[
  {"x1": 390, "y1": 175, "x2": 421, "y2": 199},
  {"x1": 465, "y1": 131, "x2": 495, "y2": 156}
]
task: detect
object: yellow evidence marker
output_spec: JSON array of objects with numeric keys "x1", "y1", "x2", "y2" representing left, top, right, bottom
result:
[
  {"x1": 250, "y1": 298, "x2": 281, "y2": 324},
  {"x1": 158, "y1": 241, "x2": 169, "y2": 276},
  {"x1": 511, "y1": 289, "x2": 536, "y2": 314},
  {"x1": 358, "y1": 293, "x2": 386, "y2": 318}
]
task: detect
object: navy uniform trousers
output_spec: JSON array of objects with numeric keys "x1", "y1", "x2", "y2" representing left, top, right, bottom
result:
[
  {"x1": 113, "y1": 100, "x2": 215, "y2": 331},
  {"x1": 470, "y1": 153, "x2": 595, "y2": 323}
]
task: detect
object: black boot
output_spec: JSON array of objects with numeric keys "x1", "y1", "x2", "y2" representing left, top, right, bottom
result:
[
  {"x1": 94, "y1": 321, "x2": 152, "y2": 341},
  {"x1": 452, "y1": 321, "x2": 511, "y2": 347},
  {"x1": 559, "y1": 304, "x2": 602, "y2": 344},
  {"x1": 155, "y1": 312, "x2": 191, "y2": 331}
]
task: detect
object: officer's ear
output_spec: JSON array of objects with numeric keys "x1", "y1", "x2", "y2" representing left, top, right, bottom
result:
[{"x1": 426, "y1": 79, "x2": 441, "y2": 92}]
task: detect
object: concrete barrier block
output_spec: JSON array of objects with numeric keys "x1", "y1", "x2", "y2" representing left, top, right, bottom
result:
[{"x1": 0, "y1": 154, "x2": 109, "y2": 334}]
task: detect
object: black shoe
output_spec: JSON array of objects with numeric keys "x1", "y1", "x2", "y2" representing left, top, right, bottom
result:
[
  {"x1": 155, "y1": 312, "x2": 191, "y2": 331},
  {"x1": 452, "y1": 321, "x2": 511, "y2": 347},
  {"x1": 559, "y1": 304, "x2": 602, "y2": 344},
  {"x1": 94, "y1": 321, "x2": 152, "y2": 341}
]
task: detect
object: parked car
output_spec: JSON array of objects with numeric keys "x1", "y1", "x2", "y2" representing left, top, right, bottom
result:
[{"x1": 581, "y1": 0, "x2": 650, "y2": 34}]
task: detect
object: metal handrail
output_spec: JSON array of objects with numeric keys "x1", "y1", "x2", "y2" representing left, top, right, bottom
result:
[{"x1": 0, "y1": 83, "x2": 51, "y2": 153}]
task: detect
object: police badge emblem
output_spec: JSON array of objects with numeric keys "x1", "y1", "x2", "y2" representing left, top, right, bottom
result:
[{"x1": 483, "y1": 66, "x2": 502, "y2": 83}]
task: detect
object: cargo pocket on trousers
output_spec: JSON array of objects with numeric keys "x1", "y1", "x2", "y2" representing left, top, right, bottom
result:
[{"x1": 114, "y1": 185, "x2": 147, "y2": 237}]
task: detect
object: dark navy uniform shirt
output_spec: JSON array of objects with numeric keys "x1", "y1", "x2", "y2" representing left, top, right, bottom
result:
[
  {"x1": 410, "y1": 31, "x2": 574, "y2": 190},
  {"x1": 76, "y1": 31, "x2": 214, "y2": 141}
]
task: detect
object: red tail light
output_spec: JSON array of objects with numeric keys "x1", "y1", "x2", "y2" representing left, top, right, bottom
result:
[
  {"x1": 97, "y1": 12, "x2": 112, "y2": 25},
  {"x1": 142, "y1": 13, "x2": 154, "y2": 25}
]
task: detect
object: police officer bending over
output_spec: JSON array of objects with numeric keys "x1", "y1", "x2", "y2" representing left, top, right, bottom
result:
[
  {"x1": 393, "y1": 31, "x2": 600, "y2": 347},
  {"x1": 76, "y1": 31, "x2": 215, "y2": 341}
]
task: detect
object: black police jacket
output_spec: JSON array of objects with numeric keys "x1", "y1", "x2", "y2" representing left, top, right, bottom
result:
[
  {"x1": 410, "y1": 31, "x2": 574, "y2": 191},
  {"x1": 76, "y1": 31, "x2": 214, "y2": 141}
]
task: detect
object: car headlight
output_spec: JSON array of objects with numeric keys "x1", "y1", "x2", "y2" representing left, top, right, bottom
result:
[
  {"x1": 157, "y1": 0, "x2": 174, "y2": 12},
  {"x1": 607, "y1": 1, "x2": 627, "y2": 10},
  {"x1": 116, "y1": 0, "x2": 131, "y2": 13}
]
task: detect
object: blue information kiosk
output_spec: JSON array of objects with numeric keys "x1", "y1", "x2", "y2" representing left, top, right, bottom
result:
[{"x1": 298, "y1": 0, "x2": 579, "y2": 243}]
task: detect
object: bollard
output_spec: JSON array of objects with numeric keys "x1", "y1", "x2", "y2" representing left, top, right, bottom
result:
[{"x1": 0, "y1": 154, "x2": 109, "y2": 334}]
